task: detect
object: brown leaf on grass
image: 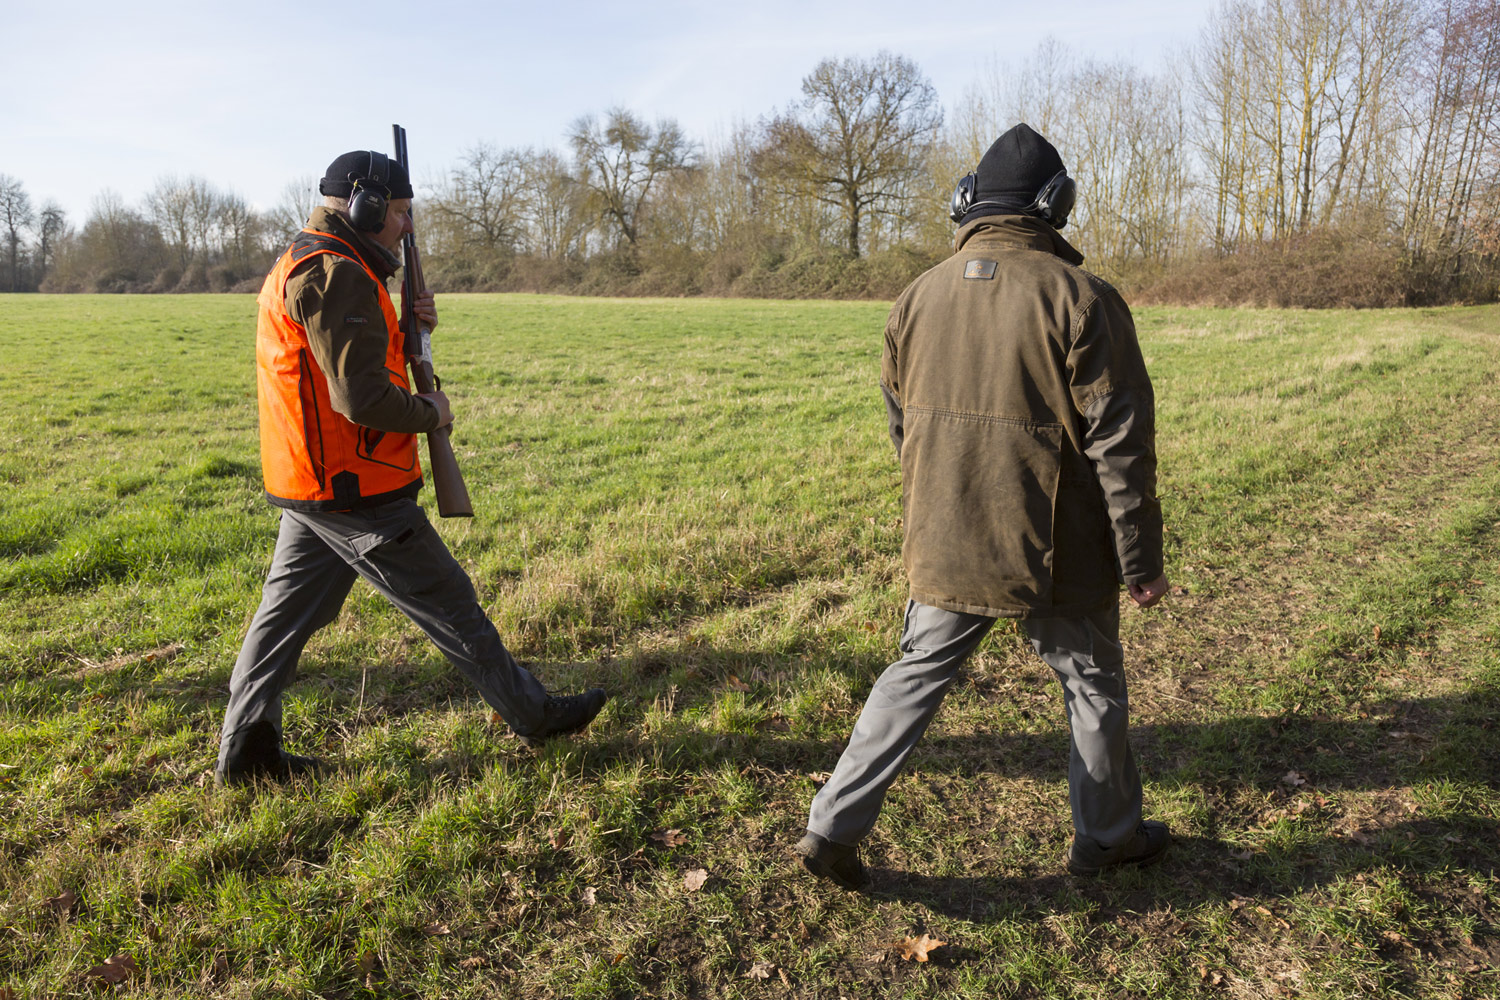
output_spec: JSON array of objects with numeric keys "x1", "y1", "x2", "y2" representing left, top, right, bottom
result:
[
  {"x1": 84, "y1": 953, "x2": 136, "y2": 985},
  {"x1": 581, "y1": 886, "x2": 598, "y2": 906},
  {"x1": 423, "y1": 923, "x2": 451, "y2": 937},
  {"x1": 356, "y1": 949, "x2": 379, "y2": 974},
  {"x1": 43, "y1": 889, "x2": 78, "y2": 917},
  {"x1": 549, "y1": 828, "x2": 570, "y2": 850},
  {"x1": 683, "y1": 868, "x2": 709, "y2": 892},
  {"x1": 892, "y1": 934, "x2": 946, "y2": 962},
  {"x1": 0, "y1": 988, "x2": 14, "y2": 1000},
  {"x1": 459, "y1": 956, "x2": 487, "y2": 968},
  {"x1": 651, "y1": 828, "x2": 688, "y2": 848},
  {"x1": 210, "y1": 953, "x2": 231, "y2": 981},
  {"x1": 1281, "y1": 770, "x2": 1308, "y2": 787},
  {"x1": 490, "y1": 711, "x2": 504, "y2": 726},
  {"x1": 724, "y1": 674, "x2": 751, "y2": 693},
  {"x1": 746, "y1": 960, "x2": 774, "y2": 980}
]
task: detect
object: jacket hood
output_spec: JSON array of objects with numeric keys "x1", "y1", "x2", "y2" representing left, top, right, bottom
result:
[{"x1": 954, "y1": 213, "x2": 1084, "y2": 267}]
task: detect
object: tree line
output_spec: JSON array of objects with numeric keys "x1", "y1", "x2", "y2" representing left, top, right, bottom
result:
[{"x1": 4, "y1": 0, "x2": 1496, "y2": 306}]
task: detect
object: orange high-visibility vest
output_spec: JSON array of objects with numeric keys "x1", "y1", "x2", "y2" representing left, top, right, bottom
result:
[{"x1": 255, "y1": 229, "x2": 422, "y2": 510}]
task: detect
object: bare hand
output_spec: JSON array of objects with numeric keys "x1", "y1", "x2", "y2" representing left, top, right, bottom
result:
[
  {"x1": 414, "y1": 289, "x2": 438, "y2": 331},
  {"x1": 1128, "y1": 573, "x2": 1169, "y2": 609},
  {"x1": 419, "y1": 390, "x2": 452, "y2": 428}
]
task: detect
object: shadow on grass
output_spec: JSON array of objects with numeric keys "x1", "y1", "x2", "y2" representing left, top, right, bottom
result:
[{"x1": 875, "y1": 815, "x2": 1500, "y2": 924}]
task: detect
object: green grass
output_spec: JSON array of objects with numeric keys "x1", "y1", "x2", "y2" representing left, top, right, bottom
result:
[{"x1": 2, "y1": 293, "x2": 1499, "y2": 998}]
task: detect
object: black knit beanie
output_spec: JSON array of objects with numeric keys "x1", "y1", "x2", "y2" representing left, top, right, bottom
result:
[
  {"x1": 318, "y1": 151, "x2": 414, "y2": 200},
  {"x1": 961, "y1": 123, "x2": 1065, "y2": 226}
]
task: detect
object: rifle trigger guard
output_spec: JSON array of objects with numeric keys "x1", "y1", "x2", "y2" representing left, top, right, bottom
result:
[{"x1": 433, "y1": 374, "x2": 442, "y2": 391}]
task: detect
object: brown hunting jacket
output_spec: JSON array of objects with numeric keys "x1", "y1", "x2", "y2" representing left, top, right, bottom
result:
[{"x1": 881, "y1": 214, "x2": 1163, "y2": 618}]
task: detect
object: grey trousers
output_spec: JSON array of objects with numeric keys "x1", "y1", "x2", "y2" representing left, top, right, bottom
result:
[
  {"x1": 217, "y1": 499, "x2": 549, "y2": 765},
  {"x1": 807, "y1": 599, "x2": 1143, "y2": 850}
]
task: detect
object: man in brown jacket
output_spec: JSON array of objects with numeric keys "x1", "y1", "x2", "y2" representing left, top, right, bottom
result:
[
  {"x1": 216, "y1": 150, "x2": 606, "y2": 784},
  {"x1": 796, "y1": 124, "x2": 1169, "y2": 888}
]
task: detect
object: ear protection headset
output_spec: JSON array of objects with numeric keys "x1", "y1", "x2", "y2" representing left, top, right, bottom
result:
[
  {"x1": 948, "y1": 167, "x2": 1077, "y2": 230},
  {"x1": 347, "y1": 151, "x2": 393, "y2": 232}
]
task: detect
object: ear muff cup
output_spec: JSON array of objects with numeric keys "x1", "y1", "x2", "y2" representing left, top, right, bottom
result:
[{"x1": 348, "y1": 151, "x2": 392, "y2": 232}]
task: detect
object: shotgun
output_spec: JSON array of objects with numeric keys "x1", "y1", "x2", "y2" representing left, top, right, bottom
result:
[{"x1": 393, "y1": 123, "x2": 473, "y2": 518}]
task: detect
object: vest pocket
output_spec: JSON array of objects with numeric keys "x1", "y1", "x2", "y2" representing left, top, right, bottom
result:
[{"x1": 297, "y1": 350, "x2": 326, "y2": 490}]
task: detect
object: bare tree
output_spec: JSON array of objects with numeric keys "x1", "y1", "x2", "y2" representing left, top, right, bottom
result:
[
  {"x1": 756, "y1": 52, "x2": 942, "y2": 256},
  {"x1": 430, "y1": 143, "x2": 527, "y2": 254},
  {"x1": 0, "y1": 175, "x2": 33, "y2": 291},
  {"x1": 33, "y1": 201, "x2": 67, "y2": 286},
  {"x1": 569, "y1": 108, "x2": 697, "y2": 247},
  {"x1": 519, "y1": 148, "x2": 589, "y2": 259},
  {"x1": 270, "y1": 175, "x2": 319, "y2": 247}
]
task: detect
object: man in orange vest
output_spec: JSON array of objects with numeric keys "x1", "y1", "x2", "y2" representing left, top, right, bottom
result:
[{"x1": 216, "y1": 150, "x2": 607, "y2": 785}]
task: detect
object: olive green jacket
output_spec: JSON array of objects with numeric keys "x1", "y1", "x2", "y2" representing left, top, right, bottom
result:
[
  {"x1": 881, "y1": 214, "x2": 1163, "y2": 618},
  {"x1": 283, "y1": 208, "x2": 440, "y2": 435}
]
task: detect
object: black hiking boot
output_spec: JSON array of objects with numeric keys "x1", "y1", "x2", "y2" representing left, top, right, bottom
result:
[
  {"x1": 794, "y1": 830, "x2": 872, "y2": 892},
  {"x1": 516, "y1": 688, "x2": 608, "y2": 748},
  {"x1": 1067, "y1": 820, "x2": 1171, "y2": 875},
  {"x1": 215, "y1": 720, "x2": 325, "y2": 786}
]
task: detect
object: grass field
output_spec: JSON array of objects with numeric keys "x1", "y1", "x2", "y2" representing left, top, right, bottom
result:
[{"x1": 1, "y1": 293, "x2": 1498, "y2": 999}]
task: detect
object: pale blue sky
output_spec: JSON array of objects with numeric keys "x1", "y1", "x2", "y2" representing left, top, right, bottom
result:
[{"x1": 3, "y1": 0, "x2": 1216, "y2": 224}]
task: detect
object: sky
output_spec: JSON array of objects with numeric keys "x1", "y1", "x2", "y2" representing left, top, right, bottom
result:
[{"x1": 2, "y1": 0, "x2": 1216, "y2": 226}]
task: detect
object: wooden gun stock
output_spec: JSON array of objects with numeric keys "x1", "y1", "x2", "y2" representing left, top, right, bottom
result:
[{"x1": 394, "y1": 124, "x2": 473, "y2": 518}]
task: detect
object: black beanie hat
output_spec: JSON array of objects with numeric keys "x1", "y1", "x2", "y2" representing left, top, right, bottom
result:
[
  {"x1": 318, "y1": 151, "x2": 414, "y2": 200},
  {"x1": 961, "y1": 123, "x2": 1065, "y2": 225}
]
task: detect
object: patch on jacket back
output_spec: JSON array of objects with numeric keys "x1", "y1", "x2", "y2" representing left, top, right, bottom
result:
[
  {"x1": 963, "y1": 259, "x2": 997, "y2": 280},
  {"x1": 344, "y1": 315, "x2": 369, "y2": 324}
]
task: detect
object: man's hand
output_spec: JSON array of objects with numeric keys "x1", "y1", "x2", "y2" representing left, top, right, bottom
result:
[
  {"x1": 1127, "y1": 573, "x2": 1169, "y2": 609},
  {"x1": 414, "y1": 289, "x2": 438, "y2": 331},
  {"x1": 419, "y1": 390, "x2": 452, "y2": 428}
]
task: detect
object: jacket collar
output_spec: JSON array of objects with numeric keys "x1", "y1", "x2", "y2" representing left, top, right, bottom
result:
[
  {"x1": 305, "y1": 206, "x2": 403, "y2": 279},
  {"x1": 954, "y1": 214, "x2": 1085, "y2": 266}
]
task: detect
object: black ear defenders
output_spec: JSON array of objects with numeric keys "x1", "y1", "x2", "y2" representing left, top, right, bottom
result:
[
  {"x1": 347, "y1": 151, "x2": 392, "y2": 232},
  {"x1": 948, "y1": 167, "x2": 1076, "y2": 230},
  {"x1": 1028, "y1": 169, "x2": 1076, "y2": 230}
]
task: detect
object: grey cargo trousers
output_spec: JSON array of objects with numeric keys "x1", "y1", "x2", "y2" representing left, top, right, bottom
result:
[
  {"x1": 217, "y1": 500, "x2": 549, "y2": 766},
  {"x1": 807, "y1": 599, "x2": 1142, "y2": 850}
]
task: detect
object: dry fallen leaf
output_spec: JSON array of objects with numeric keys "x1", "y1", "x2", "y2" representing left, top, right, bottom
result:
[
  {"x1": 684, "y1": 868, "x2": 709, "y2": 892},
  {"x1": 549, "y1": 828, "x2": 570, "y2": 850},
  {"x1": 581, "y1": 886, "x2": 598, "y2": 906},
  {"x1": 1281, "y1": 770, "x2": 1308, "y2": 787},
  {"x1": 423, "y1": 923, "x2": 451, "y2": 937},
  {"x1": 84, "y1": 953, "x2": 136, "y2": 985},
  {"x1": 892, "y1": 933, "x2": 946, "y2": 962},
  {"x1": 746, "y1": 960, "x2": 774, "y2": 980},
  {"x1": 356, "y1": 949, "x2": 379, "y2": 974},
  {"x1": 651, "y1": 828, "x2": 688, "y2": 848},
  {"x1": 459, "y1": 956, "x2": 487, "y2": 969},
  {"x1": 43, "y1": 889, "x2": 78, "y2": 916},
  {"x1": 1229, "y1": 848, "x2": 1254, "y2": 860},
  {"x1": 210, "y1": 953, "x2": 231, "y2": 981},
  {"x1": 724, "y1": 675, "x2": 751, "y2": 693}
]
